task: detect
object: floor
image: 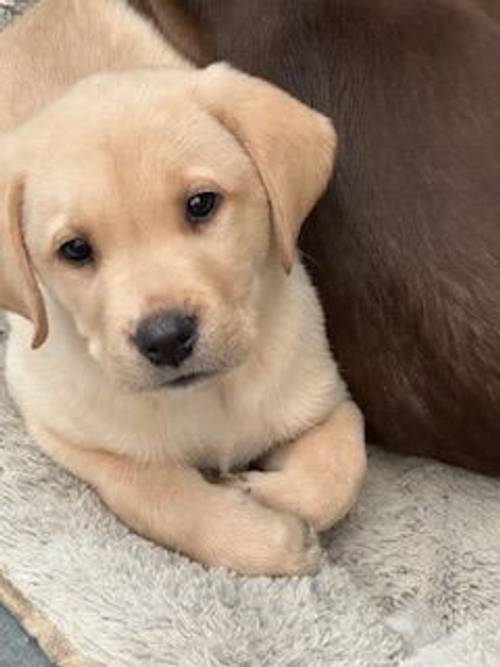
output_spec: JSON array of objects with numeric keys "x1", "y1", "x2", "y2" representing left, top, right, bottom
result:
[{"x1": 0, "y1": 606, "x2": 51, "y2": 667}]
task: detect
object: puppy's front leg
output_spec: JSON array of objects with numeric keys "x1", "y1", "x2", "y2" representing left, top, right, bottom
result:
[
  {"x1": 29, "y1": 424, "x2": 320, "y2": 576},
  {"x1": 228, "y1": 401, "x2": 367, "y2": 531}
]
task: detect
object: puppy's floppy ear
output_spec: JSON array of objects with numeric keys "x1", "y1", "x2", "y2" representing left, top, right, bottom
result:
[
  {"x1": 0, "y1": 175, "x2": 47, "y2": 348},
  {"x1": 195, "y1": 63, "x2": 337, "y2": 272}
]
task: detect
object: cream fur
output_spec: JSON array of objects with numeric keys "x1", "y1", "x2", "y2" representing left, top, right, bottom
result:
[{"x1": 0, "y1": 0, "x2": 366, "y2": 575}]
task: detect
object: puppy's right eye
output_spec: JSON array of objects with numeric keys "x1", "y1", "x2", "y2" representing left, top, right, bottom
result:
[
  {"x1": 58, "y1": 238, "x2": 94, "y2": 265},
  {"x1": 185, "y1": 191, "x2": 221, "y2": 225}
]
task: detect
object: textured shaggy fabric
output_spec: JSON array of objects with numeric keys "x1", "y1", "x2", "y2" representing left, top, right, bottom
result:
[
  {"x1": 1, "y1": 2, "x2": 500, "y2": 665},
  {"x1": 0, "y1": 0, "x2": 32, "y2": 26}
]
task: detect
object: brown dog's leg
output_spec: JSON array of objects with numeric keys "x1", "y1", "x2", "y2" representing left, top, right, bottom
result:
[
  {"x1": 227, "y1": 401, "x2": 366, "y2": 531},
  {"x1": 29, "y1": 424, "x2": 320, "y2": 576}
]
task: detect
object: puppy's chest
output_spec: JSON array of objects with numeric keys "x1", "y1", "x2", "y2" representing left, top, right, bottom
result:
[
  {"x1": 104, "y1": 387, "x2": 279, "y2": 472},
  {"x1": 156, "y1": 393, "x2": 275, "y2": 471}
]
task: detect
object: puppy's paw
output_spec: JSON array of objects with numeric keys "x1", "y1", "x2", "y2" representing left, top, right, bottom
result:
[
  {"x1": 220, "y1": 471, "x2": 253, "y2": 492},
  {"x1": 208, "y1": 484, "x2": 321, "y2": 576},
  {"x1": 223, "y1": 469, "x2": 304, "y2": 515},
  {"x1": 262, "y1": 511, "x2": 321, "y2": 577},
  {"x1": 223, "y1": 469, "x2": 344, "y2": 532}
]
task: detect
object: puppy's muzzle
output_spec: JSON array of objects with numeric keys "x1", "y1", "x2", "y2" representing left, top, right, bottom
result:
[{"x1": 134, "y1": 310, "x2": 198, "y2": 368}]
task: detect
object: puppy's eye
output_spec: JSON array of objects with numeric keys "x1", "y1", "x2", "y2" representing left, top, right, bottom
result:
[
  {"x1": 58, "y1": 238, "x2": 94, "y2": 265},
  {"x1": 185, "y1": 191, "x2": 220, "y2": 225}
]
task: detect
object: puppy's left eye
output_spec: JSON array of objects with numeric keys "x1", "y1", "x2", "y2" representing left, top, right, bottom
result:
[
  {"x1": 185, "y1": 191, "x2": 220, "y2": 225},
  {"x1": 58, "y1": 238, "x2": 94, "y2": 265}
]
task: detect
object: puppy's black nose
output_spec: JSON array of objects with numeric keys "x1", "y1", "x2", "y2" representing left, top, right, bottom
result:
[{"x1": 135, "y1": 310, "x2": 198, "y2": 367}]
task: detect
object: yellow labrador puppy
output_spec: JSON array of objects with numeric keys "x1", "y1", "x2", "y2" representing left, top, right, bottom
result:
[{"x1": 0, "y1": 0, "x2": 366, "y2": 575}]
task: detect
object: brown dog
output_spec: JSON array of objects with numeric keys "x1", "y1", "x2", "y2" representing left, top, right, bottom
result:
[{"x1": 133, "y1": 0, "x2": 500, "y2": 474}]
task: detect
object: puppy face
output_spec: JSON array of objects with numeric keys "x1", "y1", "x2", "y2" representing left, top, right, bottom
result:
[
  {"x1": 0, "y1": 66, "x2": 336, "y2": 391},
  {"x1": 24, "y1": 74, "x2": 272, "y2": 390}
]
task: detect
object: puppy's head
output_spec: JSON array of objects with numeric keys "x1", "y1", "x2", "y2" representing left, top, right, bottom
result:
[{"x1": 0, "y1": 65, "x2": 335, "y2": 391}]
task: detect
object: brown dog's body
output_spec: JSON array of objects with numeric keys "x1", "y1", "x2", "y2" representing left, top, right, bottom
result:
[{"x1": 133, "y1": 0, "x2": 500, "y2": 473}]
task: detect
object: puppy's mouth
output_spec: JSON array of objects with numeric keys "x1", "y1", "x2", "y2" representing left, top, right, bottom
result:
[{"x1": 160, "y1": 370, "x2": 217, "y2": 390}]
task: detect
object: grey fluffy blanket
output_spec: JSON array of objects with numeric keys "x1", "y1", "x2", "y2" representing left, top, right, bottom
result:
[
  {"x1": 1, "y1": 2, "x2": 500, "y2": 665},
  {"x1": 0, "y1": 0, "x2": 31, "y2": 22}
]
